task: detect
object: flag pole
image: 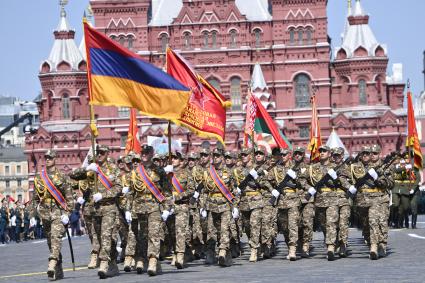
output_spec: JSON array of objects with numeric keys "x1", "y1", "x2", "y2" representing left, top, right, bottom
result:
[{"x1": 164, "y1": 45, "x2": 173, "y2": 165}]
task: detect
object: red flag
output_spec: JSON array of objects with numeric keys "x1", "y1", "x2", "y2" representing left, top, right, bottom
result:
[
  {"x1": 406, "y1": 90, "x2": 423, "y2": 169},
  {"x1": 125, "y1": 108, "x2": 141, "y2": 154},
  {"x1": 244, "y1": 91, "x2": 291, "y2": 149},
  {"x1": 166, "y1": 48, "x2": 230, "y2": 144},
  {"x1": 308, "y1": 95, "x2": 322, "y2": 162}
]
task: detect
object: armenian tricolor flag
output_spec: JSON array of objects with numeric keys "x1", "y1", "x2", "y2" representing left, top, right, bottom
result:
[{"x1": 83, "y1": 21, "x2": 191, "y2": 120}]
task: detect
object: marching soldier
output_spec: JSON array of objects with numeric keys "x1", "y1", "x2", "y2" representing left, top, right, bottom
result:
[
  {"x1": 300, "y1": 145, "x2": 341, "y2": 260},
  {"x1": 350, "y1": 145, "x2": 393, "y2": 259},
  {"x1": 85, "y1": 145, "x2": 121, "y2": 278},
  {"x1": 201, "y1": 148, "x2": 238, "y2": 267},
  {"x1": 124, "y1": 145, "x2": 172, "y2": 276},
  {"x1": 168, "y1": 151, "x2": 195, "y2": 268},
  {"x1": 32, "y1": 150, "x2": 74, "y2": 280},
  {"x1": 268, "y1": 148, "x2": 301, "y2": 260},
  {"x1": 0, "y1": 199, "x2": 9, "y2": 244},
  {"x1": 233, "y1": 148, "x2": 264, "y2": 262}
]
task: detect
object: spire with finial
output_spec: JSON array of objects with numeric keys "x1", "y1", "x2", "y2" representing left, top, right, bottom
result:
[{"x1": 348, "y1": 0, "x2": 352, "y2": 15}]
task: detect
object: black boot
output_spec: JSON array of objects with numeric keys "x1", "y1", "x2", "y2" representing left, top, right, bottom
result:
[
  {"x1": 412, "y1": 214, "x2": 417, "y2": 229},
  {"x1": 405, "y1": 214, "x2": 409, "y2": 229},
  {"x1": 393, "y1": 213, "x2": 399, "y2": 228}
]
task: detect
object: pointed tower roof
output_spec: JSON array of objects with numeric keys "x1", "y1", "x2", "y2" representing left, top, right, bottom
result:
[
  {"x1": 336, "y1": 0, "x2": 386, "y2": 59},
  {"x1": 42, "y1": 1, "x2": 84, "y2": 72},
  {"x1": 79, "y1": 5, "x2": 94, "y2": 61},
  {"x1": 326, "y1": 129, "x2": 349, "y2": 158},
  {"x1": 251, "y1": 63, "x2": 268, "y2": 92}
]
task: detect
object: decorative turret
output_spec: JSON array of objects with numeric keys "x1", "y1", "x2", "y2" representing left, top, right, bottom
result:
[{"x1": 249, "y1": 63, "x2": 274, "y2": 109}]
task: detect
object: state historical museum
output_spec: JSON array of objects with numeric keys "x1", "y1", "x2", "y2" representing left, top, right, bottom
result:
[{"x1": 25, "y1": 0, "x2": 407, "y2": 176}]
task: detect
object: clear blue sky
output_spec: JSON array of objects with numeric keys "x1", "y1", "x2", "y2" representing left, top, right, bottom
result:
[{"x1": 0, "y1": 0, "x2": 424, "y2": 101}]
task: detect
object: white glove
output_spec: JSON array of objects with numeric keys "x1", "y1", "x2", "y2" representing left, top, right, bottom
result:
[
  {"x1": 236, "y1": 187, "x2": 242, "y2": 195},
  {"x1": 287, "y1": 169, "x2": 297, "y2": 179},
  {"x1": 232, "y1": 207, "x2": 239, "y2": 219},
  {"x1": 368, "y1": 168, "x2": 378, "y2": 180},
  {"x1": 249, "y1": 169, "x2": 258, "y2": 180},
  {"x1": 200, "y1": 208, "x2": 207, "y2": 219},
  {"x1": 122, "y1": 186, "x2": 130, "y2": 194},
  {"x1": 349, "y1": 185, "x2": 357, "y2": 194},
  {"x1": 86, "y1": 163, "x2": 98, "y2": 173},
  {"x1": 164, "y1": 165, "x2": 174, "y2": 174},
  {"x1": 410, "y1": 189, "x2": 415, "y2": 195},
  {"x1": 405, "y1": 164, "x2": 412, "y2": 170},
  {"x1": 308, "y1": 187, "x2": 317, "y2": 196},
  {"x1": 125, "y1": 211, "x2": 132, "y2": 223},
  {"x1": 327, "y1": 169, "x2": 337, "y2": 180},
  {"x1": 93, "y1": 192, "x2": 103, "y2": 203},
  {"x1": 108, "y1": 175, "x2": 116, "y2": 182},
  {"x1": 30, "y1": 217, "x2": 36, "y2": 228},
  {"x1": 60, "y1": 214, "x2": 69, "y2": 225},
  {"x1": 193, "y1": 191, "x2": 200, "y2": 199},
  {"x1": 161, "y1": 210, "x2": 170, "y2": 222},
  {"x1": 170, "y1": 208, "x2": 175, "y2": 216},
  {"x1": 77, "y1": 196, "x2": 85, "y2": 205},
  {"x1": 271, "y1": 189, "x2": 280, "y2": 198}
]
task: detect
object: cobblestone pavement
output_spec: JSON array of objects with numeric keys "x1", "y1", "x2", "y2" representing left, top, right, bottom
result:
[{"x1": 1, "y1": 216, "x2": 425, "y2": 283}]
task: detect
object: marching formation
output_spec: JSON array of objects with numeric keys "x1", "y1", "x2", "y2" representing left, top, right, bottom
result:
[{"x1": 30, "y1": 143, "x2": 421, "y2": 280}]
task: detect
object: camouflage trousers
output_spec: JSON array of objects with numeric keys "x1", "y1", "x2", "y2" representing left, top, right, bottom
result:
[
  {"x1": 261, "y1": 205, "x2": 276, "y2": 248},
  {"x1": 171, "y1": 204, "x2": 190, "y2": 253},
  {"x1": 83, "y1": 212, "x2": 101, "y2": 255},
  {"x1": 337, "y1": 204, "x2": 351, "y2": 245},
  {"x1": 129, "y1": 210, "x2": 163, "y2": 260},
  {"x1": 207, "y1": 210, "x2": 231, "y2": 251},
  {"x1": 241, "y1": 208, "x2": 262, "y2": 249},
  {"x1": 277, "y1": 206, "x2": 299, "y2": 247},
  {"x1": 40, "y1": 207, "x2": 66, "y2": 261},
  {"x1": 113, "y1": 212, "x2": 129, "y2": 257},
  {"x1": 317, "y1": 206, "x2": 339, "y2": 245},
  {"x1": 358, "y1": 203, "x2": 389, "y2": 245},
  {"x1": 95, "y1": 203, "x2": 118, "y2": 262},
  {"x1": 299, "y1": 202, "x2": 315, "y2": 245}
]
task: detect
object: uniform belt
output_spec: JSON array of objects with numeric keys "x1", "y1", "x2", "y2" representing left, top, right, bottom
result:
[
  {"x1": 283, "y1": 188, "x2": 297, "y2": 193},
  {"x1": 172, "y1": 192, "x2": 180, "y2": 196},
  {"x1": 361, "y1": 188, "x2": 381, "y2": 193},
  {"x1": 209, "y1": 193, "x2": 225, "y2": 198},
  {"x1": 244, "y1": 191, "x2": 261, "y2": 196},
  {"x1": 336, "y1": 189, "x2": 345, "y2": 193},
  {"x1": 98, "y1": 198, "x2": 115, "y2": 205},
  {"x1": 139, "y1": 194, "x2": 153, "y2": 199},
  {"x1": 320, "y1": 188, "x2": 333, "y2": 192},
  {"x1": 395, "y1": 180, "x2": 413, "y2": 184}
]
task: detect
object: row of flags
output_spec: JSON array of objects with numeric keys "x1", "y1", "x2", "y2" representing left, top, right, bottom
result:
[{"x1": 83, "y1": 21, "x2": 422, "y2": 169}]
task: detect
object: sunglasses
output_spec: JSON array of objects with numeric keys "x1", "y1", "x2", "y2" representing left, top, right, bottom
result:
[
  {"x1": 319, "y1": 149, "x2": 328, "y2": 153},
  {"x1": 255, "y1": 152, "x2": 264, "y2": 156},
  {"x1": 172, "y1": 156, "x2": 179, "y2": 160},
  {"x1": 200, "y1": 153, "x2": 209, "y2": 157},
  {"x1": 188, "y1": 158, "x2": 196, "y2": 161},
  {"x1": 213, "y1": 154, "x2": 222, "y2": 157},
  {"x1": 45, "y1": 157, "x2": 53, "y2": 160}
]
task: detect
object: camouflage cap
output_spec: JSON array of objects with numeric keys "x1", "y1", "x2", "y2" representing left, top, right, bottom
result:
[
  {"x1": 188, "y1": 152, "x2": 199, "y2": 159},
  {"x1": 96, "y1": 144, "x2": 109, "y2": 153},
  {"x1": 318, "y1": 145, "x2": 331, "y2": 151},
  {"x1": 117, "y1": 155, "x2": 124, "y2": 163},
  {"x1": 44, "y1": 149, "x2": 57, "y2": 158},
  {"x1": 171, "y1": 151, "x2": 182, "y2": 159},
  {"x1": 199, "y1": 148, "x2": 211, "y2": 155},
  {"x1": 123, "y1": 155, "x2": 133, "y2": 164},
  {"x1": 212, "y1": 148, "x2": 223, "y2": 156},
  {"x1": 180, "y1": 153, "x2": 186, "y2": 160},
  {"x1": 240, "y1": 148, "x2": 252, "y2": 155},
  {"x1": 224, "y1": 151, "x2": 234, "y2": 158},
  {"x1": 331, "y1": 147, "x2": 344, "y2": 156},
  {"x1": 360, "y1": 145, "x2": 371, "y2": 153},
  {"x1": 69, "y1": 167, "x2": 87, "y2": 181},
  {"x1": 293, "y1": 146, "x2": 305, "y2": 154},
  {"x1": 141, "y1": 144, "x2": 154, "y2": 154},
  {"x1": 254, "y1": 146, "x2": 266, "y2": 154},
  {"x1": 132, "y1": 153, "x2": 141, "y2": 161},
  {"x1": 152, "y1": 153, "x2": 161, "y2": 161},
  {"x1": 370, "y1": 144, "x2": 381, "y2": 153}
]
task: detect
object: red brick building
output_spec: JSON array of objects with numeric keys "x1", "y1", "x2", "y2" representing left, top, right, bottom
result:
[{"x1": 25, "y1": 0, "x2": 407, "y2": 177}]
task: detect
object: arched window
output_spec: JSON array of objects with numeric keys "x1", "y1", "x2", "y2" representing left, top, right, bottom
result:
[
  {"x1": 230, "y1": 77, "x2": 242, "y2": 111},
  {"x1": 298, "y1": 30, "x2": 303, "y2": 45},
  {"x1": 119, "y1": 36, "x2": 125, "y2": 46},
  {"x1": 294, "y1": 74, "x2": 310, "y2": 108},
  {"x1": 230, "y1": 29, "x2": 237, "y2": 48},
  {"x1": 160, "y1": 33, "x2": 168, "y2": 52},
  {"x1": 211, "y1": 31, "x2": 217, "y2": 48},
  {"x1": 207, "y1": 78, "x2": 221, "y2": 92},
  {"x1": 359, "y1": 79, "x2": 367, "y2": 105},
  {"x1": 62, "y1": 94, "x2": 70, "y2": 119},
  {"x1": 183, "y1": 32, "x2": 191, "y2": 49},
  {"x1": 203, "y1": 31, "x2": 209, "y2": 48},
  {"x1": 306, "y1": 29, "x2": 312, "y2": 44},
  {"x1": 128, "y1": 36, "x2": 134, "y2": 49},
  {"x1": 289, "y1": 29, "x2": 295, "y2": 45},
  {"x1": 254, "y1": 29, "x2": 261, "y2": 48}
]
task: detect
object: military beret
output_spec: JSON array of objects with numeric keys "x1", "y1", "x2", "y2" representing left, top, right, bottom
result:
[
  {"x1": 45, "y1": 149, "x2": 57, "y2": 158},
  {"x1": 96, "y1": 144, "x2": 109, "y2": 153},
  {"x1": 141, "y1": 144, "x2": 154, "y2": 154},
  {"x1": 188, "y1": 152, "x2": 199, "y2": 159},
  {"x1": 331, "y1": 147, "x2": 344, "y2": 155},
  {"x1": 293, "y1": 146, "x2": 305, "y2": 153}
]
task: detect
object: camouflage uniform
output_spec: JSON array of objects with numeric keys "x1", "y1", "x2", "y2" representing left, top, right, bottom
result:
[
  {"x1": 32, "y1": 150, "x2": 73, "y2": 280},
  {"x1": 202, "y1": 149, "x2": 237, "y2": 267},
  {"x1": 351, "y1": 146, "x2": 393, "y2": 259},
  {"x1": 268, "y1": 157, "x2": 300, "y2": 260},
  {"x1": 125, "y1": 147, "x2": 171, "y2": 276},
  {"x1": 233, "y1": 148, "x2": 265, "y2": 262}
]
